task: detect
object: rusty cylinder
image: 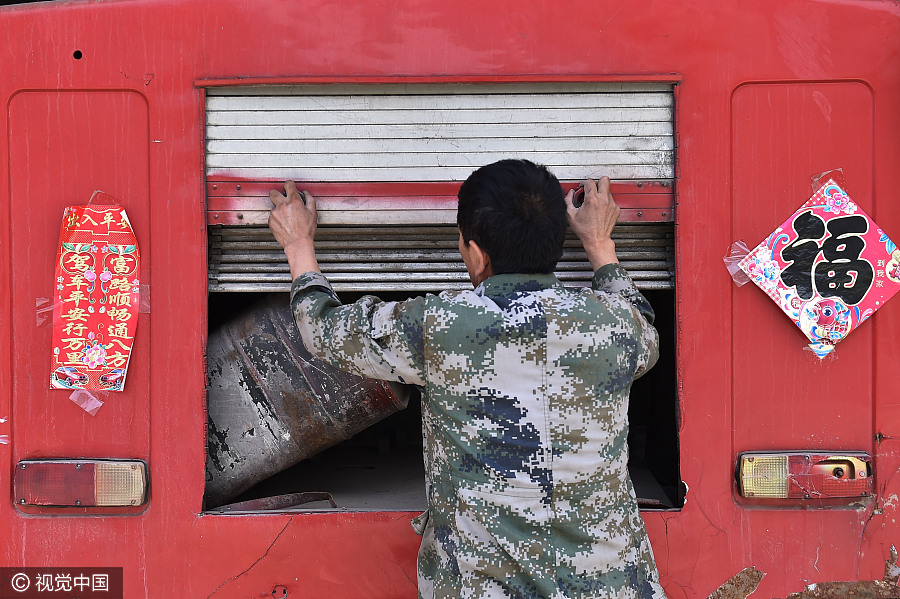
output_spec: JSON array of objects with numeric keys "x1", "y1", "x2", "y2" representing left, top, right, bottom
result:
[{"x1": 204, "y1": 294, "x2": 409, "y2": 508}]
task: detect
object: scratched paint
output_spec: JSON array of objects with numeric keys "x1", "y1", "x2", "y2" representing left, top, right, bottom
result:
[{"x1": 781, "y1": 545, "x2": 899, "y2": 599}]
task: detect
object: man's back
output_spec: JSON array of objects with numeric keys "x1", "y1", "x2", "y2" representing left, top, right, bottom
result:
[
  {"x1": 416, "y1": 267, "x2": 662, "y2": 598},
  {"x1": 290, "y1": 263, "x2": 665, "y2": 598}
]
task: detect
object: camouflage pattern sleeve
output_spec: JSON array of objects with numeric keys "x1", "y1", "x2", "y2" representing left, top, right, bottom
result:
[
  {"x1": 592, "y1": 263, "x2": 660, "y2": 380},
  {"x1": 289, "y1": 271, "x2": 427, "y2": 386}
]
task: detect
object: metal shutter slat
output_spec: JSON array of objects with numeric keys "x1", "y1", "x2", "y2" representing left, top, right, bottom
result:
[{"x1": 208, "y1": 225, "x2": 674, "y2": 292}]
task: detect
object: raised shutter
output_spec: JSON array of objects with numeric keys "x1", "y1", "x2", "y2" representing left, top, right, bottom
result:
[
  {"x1": 206, "y1": 83, "x2": 675, "y2": 292},
  {"x1": 206, "y1": 82, "x2": 674, "y2": 182}
]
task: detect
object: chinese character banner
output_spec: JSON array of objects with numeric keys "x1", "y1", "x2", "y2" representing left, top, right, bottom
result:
[
  {"x1": 50, "y1": 204, "x2": 140, "y2": 390},
  {"x1": 739, "y1": 180, "x2": 900, "y2": 358}
]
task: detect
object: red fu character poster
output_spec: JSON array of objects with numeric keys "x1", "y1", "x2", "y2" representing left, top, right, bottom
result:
[
  {"x1": 739, "y1": 180, "x2": 900, "y2": 358},
  {"x1": 50, "y1": 202, "x2": 140, "y2": 391}
]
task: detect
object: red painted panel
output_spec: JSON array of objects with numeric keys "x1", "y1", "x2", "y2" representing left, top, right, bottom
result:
[
  {"x1": 731, "y1": 82, "x2": 875, "y2": 452},
  {"x1": 183, "y1": 514, "x2": 418, "y2": 597},
  {"x1": 7, "y1": 90, "x2": 151, "y2": 461},
  {"x1": 726, "y1": 82, "x2": 882, "y2": 599},
  {"x1": 4, "y1": 90, "x2": 152, "y2": 584}
]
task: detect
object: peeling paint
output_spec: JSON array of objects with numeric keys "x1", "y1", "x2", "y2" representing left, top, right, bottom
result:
[
  {"x1": 708, "y1": 547, "x2": 900, "y2": 599},
  {"x1": 783, "y1": 578, "x2": 899, "y2": 598},
  {"x1": 708, "y1": 567, "x2": 764, "y2": 599}
]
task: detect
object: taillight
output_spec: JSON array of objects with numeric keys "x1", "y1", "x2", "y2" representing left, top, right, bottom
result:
[
  {"x1": 14, "y1": 459, "x2": 148, "y2": 508},
  {"x1": 737, "y1": 452, "x2": 872, "y2": 504}
]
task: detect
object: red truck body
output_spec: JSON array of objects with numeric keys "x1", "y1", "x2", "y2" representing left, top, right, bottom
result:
[{"x1": 1, "y1": 0, "x2": 899, "y2": 597}]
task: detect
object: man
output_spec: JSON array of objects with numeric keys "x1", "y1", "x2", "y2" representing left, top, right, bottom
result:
[{"x1": 268, "y1": 159, "x2": 666, "y2": 599}]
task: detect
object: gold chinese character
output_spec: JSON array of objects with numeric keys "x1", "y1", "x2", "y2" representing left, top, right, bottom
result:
[
  {"x1": 105, "y1": 351, "x2": 129, "y2": 368},
  {"x1": 107, "y1": 323, "x2": 132, "y2": 339},
  {"x1": 113, "y1": 254, "x2": 130, "y2": 274},
  {"x1": 66, "y1": 254, "x2": 91, "y2": 272},
  {"x1": 61, "y1": 337, "x2": 86, "y2": 351},
  {"x1": 101, "y1": 212, "x2": 115, "y2": 227},
  {"x1": 65, "y1": 290, "x2": 88, "y2": 307},
  {"x1": 63, "y1": 322, "x2": 87, "y2": 336},
  {"x1": 67, "y1": 274, "x2": 89, "y2": 290},
  {"x1": 109, "y1": 338, "x2": 132, "y2": 351},
  {"x1": 109, "y1": 277, "x2": 131, "y2": 291},
  {"x1": 81, "y1": 213, "x2": 99, "y2": 225},
  {"x1": 109, "y1": 292, "x2": 132, "y2": 307},
  {"x1": 107, "y1": 307, "x2": 132, "y2": 322},
  {"x1": 62, "y1": 308, "x2": 88, "y2": 322},
  {"x1": 66, "y1": 352, "x2": 83, "y2": 364}
]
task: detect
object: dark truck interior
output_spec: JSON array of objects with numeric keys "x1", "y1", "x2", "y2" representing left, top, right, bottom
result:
[{"x1": 205, "y1": 281, "x2": 680, "y2": 513}]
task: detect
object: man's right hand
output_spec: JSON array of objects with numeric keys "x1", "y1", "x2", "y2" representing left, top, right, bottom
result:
[
  {"x1": 565, "y1": 176, "x2": 620, "y2": 269},
  {"x1": 268, "y1": 180, "x2": 321, "y2": 278}
]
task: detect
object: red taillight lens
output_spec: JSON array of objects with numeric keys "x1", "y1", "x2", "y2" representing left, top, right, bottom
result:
[{"x1": 14, "y1": 460, "x2": 147, "y2": 507}]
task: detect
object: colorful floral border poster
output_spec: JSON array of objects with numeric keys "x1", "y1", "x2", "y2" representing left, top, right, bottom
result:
[
  {"x1": 739, "y1": 180, "x2": 900, "y2": 358},
  {"x1": 50, "y1": 201, "x2": 140, "y2": 390}
]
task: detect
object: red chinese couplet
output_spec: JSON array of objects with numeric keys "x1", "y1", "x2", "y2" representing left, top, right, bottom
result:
[
  {"x1": 50, "y1": 201, "x2": 140, "y2": 391},
  {"x1": 739, "y1": 180, "x2": 900, "y2": 358}
]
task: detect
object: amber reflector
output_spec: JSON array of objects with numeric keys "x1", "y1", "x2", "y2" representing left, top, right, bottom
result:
[
  {"x1": 740, "y1": 454, "x2": 789, "y2": 498},
  {"x1": 14, "y1": 460, "x2": 147, "y2": 507}
]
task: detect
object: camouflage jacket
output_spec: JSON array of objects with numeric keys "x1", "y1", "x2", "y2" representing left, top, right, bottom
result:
[{"x1": 290, "y1": 264, "x2": 665, "y2": 599}]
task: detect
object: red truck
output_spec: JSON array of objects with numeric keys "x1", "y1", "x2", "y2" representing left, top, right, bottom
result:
[{"x1": 1, "y1": 0, "x2": 898, "y2": 597}]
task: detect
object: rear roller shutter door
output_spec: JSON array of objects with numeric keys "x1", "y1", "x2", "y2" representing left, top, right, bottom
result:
[{"x1": 205, "y1": 82, "x2": 675, "y2": 293}]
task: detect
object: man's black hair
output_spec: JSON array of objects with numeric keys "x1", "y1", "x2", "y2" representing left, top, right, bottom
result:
[{"x1": 457, "y1": 159, "x2": 567, "y2": 274}]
